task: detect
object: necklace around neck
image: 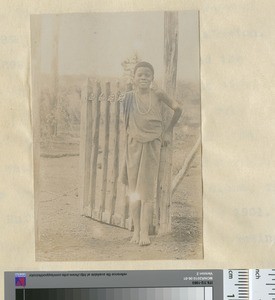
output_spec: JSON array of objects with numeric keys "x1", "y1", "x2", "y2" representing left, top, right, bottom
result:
[{"x1": 134, "y1": 90, "x2": 152, "y2": 115}]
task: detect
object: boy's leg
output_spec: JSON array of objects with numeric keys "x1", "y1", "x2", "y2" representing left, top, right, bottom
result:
[
  {"x1": 138, "y1": 140, "x2": 161, "y2": 246},
  {"x1": 130, "y1": 199, "x2": 141, "y2": 243},
  {"x1": 139, "y1": 201, "x2": 153, "y2": 246}
]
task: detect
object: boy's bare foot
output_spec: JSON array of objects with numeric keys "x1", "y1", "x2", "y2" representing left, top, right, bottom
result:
[
  {"x1": 139, "y1": 233, "x2": 150, "y2": 246},
  {"x1": 130, "y1": 231, "x2": 140, "y2": 244}
]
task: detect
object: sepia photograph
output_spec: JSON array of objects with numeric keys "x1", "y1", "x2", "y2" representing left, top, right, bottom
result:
[{"x1": 31, "y1": 10, "x2": 202, "y2": 261}]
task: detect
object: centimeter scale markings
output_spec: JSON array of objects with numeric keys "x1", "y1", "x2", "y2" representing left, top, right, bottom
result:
[{"x1": 223, "y1": 269, "x2": 249, "y2": 300}]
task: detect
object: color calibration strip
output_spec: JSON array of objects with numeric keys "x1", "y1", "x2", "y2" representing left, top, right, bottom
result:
[
  {"x1": 8, "y1": 269, "x2": 275, "y2": 300},
  {"x1": 16, "y1": 287, "x2": 213, "y2": 300}
]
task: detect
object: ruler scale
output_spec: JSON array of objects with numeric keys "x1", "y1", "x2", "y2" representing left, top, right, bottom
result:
[
  {"x1": 250, "y1": 269, "x2": 275, "y2": 300},
  {"x1": 223, "y1": 269, "x2": 249, "y2": 300}
]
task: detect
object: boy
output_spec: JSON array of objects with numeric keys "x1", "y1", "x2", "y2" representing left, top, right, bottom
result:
[{"x1": 122, "y1": 61, "x2": 182, "y2": 246}]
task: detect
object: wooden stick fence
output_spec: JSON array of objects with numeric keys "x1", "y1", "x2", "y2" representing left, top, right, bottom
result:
[{"x1": 79, "y1": 80, "x2": 130, "y2": 228}]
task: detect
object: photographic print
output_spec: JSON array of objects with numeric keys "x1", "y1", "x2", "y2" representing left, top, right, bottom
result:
[{"x1": 31, "y1": 10, "x2": 202, "y2": 261}]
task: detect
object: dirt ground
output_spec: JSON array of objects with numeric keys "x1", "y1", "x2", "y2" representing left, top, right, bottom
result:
[{"x1": 36, "y1": 149, "x2": 203, "y2": 261}]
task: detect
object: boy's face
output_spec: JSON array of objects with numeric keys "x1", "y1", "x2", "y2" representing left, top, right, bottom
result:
[{"x1": 133, "y1": 67, "x2": 154, "y2": 90}]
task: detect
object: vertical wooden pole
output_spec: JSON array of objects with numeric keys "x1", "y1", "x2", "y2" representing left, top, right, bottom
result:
[
  {"x1": 89, "y1": 82, "x2": 102, "y2": 216},
  {"x1": 79, "y1": 79, "x2": 94, "y2": 216},
  {"x1": 164, "y1": 12, "x2": 178, "y2": 96},
  {"x1": 112, "y1": 82, "x2": 121, "y2": 205},
  {"x1": 99, "y1": 82, "x2": 111, "y2": 215},
  {"x1": 51, "y1": 15, "x2": 60, "y2": 136},
  {"x1": 107, "y1": 83, "x2": 122, "y2": 225},
  {"x1": 157, "y1": 11, "x2": 178, "y2": 234},
  {"x1": 123, "y1": 84, "x2": 133, "y2": 230},
  {"x1": 31, "y1": 15, "x2": 41, "y2": 244}
]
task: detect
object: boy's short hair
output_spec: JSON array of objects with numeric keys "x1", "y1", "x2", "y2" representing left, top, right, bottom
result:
[{"x1": 134, "y1": 61, "x2": 154, "y2": 76}]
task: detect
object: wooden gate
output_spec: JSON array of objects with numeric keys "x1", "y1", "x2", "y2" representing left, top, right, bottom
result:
[{"x1": 79, "y1": 80, "x2": 134, "y2": 229}]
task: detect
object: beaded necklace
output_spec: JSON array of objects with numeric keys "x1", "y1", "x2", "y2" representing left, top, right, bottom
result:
[{"x1": 134, "y1": 90, "x2": 152, "y2": 115}]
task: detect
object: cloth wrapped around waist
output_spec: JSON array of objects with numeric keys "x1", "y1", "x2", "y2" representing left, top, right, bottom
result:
[{"x1": 121, "y1": 136, "x2": 161, "y2": 203}]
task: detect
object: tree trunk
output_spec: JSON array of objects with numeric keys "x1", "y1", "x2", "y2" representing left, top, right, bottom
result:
[
  {"x1": 51, "y1": 15, "x2": 60, "y2": 136},
  {"x1": 156, "y1": 11, "x2": 178, "y2": 234},
  {"x1": 31, "y1": 16, "x2": 42, "y2": 243}
]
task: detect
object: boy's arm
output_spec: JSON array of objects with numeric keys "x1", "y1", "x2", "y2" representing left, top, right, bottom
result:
[{"x1": 155, "y1": 89, "x2": 183, "y2": 132}]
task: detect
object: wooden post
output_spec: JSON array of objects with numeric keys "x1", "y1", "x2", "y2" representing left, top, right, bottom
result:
[
  {"x1": 164, "y1": 12, "x2": 178, "y2": 96},
  {"x1": 107, "y1": 83, "x2": 123, "y2": 226},
  {"x1": 123, "y1": 84, "x2": 133, "y2": 230},
  {"x1": 79, "y1": 79, "x2": 94, "y2": 216},
  {"x1": 99, "y1": 82, "x2": 111, "y2": 216},
  {"x1": 172, "y1": 137, "x2": 201, "y2": 195},
  {"x1": 157, "y1": 11, "x2": 178, "y2": 234},
  {"x1": 31, "y1": 15, "x2": 41, "y2": 243},
  {"x1": 51, "y1": 15, "x2": 60, "y2": 136},
  {"x1": 89, "y1": 82, "x2": 102, "y2": 217}
]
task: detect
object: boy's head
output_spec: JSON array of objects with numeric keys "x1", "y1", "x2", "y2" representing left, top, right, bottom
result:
[
  {"x1": 134, "y1": 61, "x2": 154, "y2": 76},
  {"x1": 133, "y1": 61, "x2": 154, "y2": 90}
]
